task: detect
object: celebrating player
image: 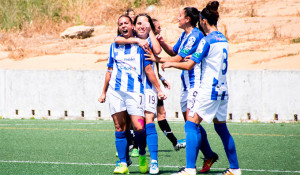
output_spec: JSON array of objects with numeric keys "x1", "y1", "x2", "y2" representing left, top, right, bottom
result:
[
  {"x1": 161, "y1": 1, "x2": 242, "y2": 175},
  {"x1": 98, "y1": 14, "x2": 166, "y2": 174}
]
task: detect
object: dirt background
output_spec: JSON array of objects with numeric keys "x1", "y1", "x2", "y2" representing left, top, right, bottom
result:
[{"x1": 0, "y1": 0, "x2": 299, "y2": 70}]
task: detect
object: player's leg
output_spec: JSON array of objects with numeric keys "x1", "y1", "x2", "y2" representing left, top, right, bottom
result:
[
  {"x1": 157, "y1": 100, "x2": 185, "y2": 151},
  {"x1": 172, "y1": 113, "x2": 201, "y2": 175},
  {"x1": 145, "y1": 111, "x2": 159, "y2": 174},
  {"x1": 112, "y1": 111, "x2": 130, "y2": 174},
  {"x1": 214, "y1": 100, "x2": 241, "y2": 175},
  {"x1": 144, "y1": 90, "x2": 159, "y2": 174}
]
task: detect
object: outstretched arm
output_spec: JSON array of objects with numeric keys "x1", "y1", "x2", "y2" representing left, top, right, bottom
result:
[
  {"x1": 162, "y1": 59, "x2": 196, "y2": 71},
  {"x1": 145, "y1": 47, "x2": 184, "y2": 63},
  {"x1": 98, "y1": 67, "x2": 112, "y2": 103}
]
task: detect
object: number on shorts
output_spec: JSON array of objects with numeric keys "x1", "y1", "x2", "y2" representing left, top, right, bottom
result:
[
  {"x1": 149, "y1": 95, "x2": 155, "y2": 104},
  {"x1": 193, "y1": 91, "x2": 198, "y2": 97},
  {"x1": 139, "y1": 95, "x2": 143, "y2": 105}
]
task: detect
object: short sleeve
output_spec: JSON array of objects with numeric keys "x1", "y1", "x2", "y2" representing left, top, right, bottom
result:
[
  {"x1": 191, "y1": 38, "x2": 210, "y2": 64},
  {"x1": 107, "y1": 43, "x2": 114, "y2": 68},
  {"x1": 178, "y1": 31, "x2": 204, "y2": 58}
]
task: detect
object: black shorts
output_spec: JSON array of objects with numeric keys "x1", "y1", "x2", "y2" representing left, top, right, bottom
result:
[{"x1": 157, "y1": 99, "x2": 164, "y2": 106}]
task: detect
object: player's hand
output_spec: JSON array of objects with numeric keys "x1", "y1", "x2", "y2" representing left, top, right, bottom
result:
[
  {"x1": 157, "y1": 91, "x2": 167, "y2": 100},
  {"x1": 156, "y1": 34, "x2": 164, "y2": 44},
  {"x1": 138, "y1": 39, "x2": 149, "y2": 52},
  {"x1": 98, "y1": 93, "x2": 106, "y2": 103},
  {"x1": 145, "y1": 48, "x2": 160, "y2": 62},
  {"x1": 161, "y1": 62, "x2": 172, "y2": 71},
  {"x1": 162, "y1": 79, "x2": 171, "y2": 89}
]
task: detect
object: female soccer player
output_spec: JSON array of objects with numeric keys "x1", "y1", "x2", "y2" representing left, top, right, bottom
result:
[
  {"x1": 153, "y1": 18, "x2": 187, "y2": 151},
  {"x1": 147, "y1": 8, "x2": 219, "y2": 174},
  {"x1": 98, "y1": 14, "x2": 166, "y2": 174},
  {"x1": 161, "y1": 1, "x2": 242, "y2": 175},
  {"x1": 125, "y1": 8, "x2": 135, "y2": 22},
  {"x1": 146, "y1": 7, "x2": 204, "y2": 122}
]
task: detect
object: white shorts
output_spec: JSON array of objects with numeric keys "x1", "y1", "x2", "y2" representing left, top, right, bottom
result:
[
  {"x1": 107, "y1": 88, "x2": 145, "y2": 117},
  {"x1": 189, "y1": 97, "x2": 228, "y2": 123},
  {"x1": 180, "y1": 88, "x2": 199, "y2": 112},
  {"x1": 144, "y1": 89, "x2": 158, "y2": 114}
]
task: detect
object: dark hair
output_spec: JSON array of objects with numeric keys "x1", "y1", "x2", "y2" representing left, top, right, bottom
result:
[
  {"x1": 117, "y1": 15, "x2": 133, "y2": 36},
  {"x1": 200, "y1": 1, "x2": 219, "y2": 26},
  {"x1": 133, "y1": 13, "x2": 156, "y2": 32},
  {"x1": 125, "y1": 8, "x2": 134, "y2": 15},
  {"x1": 183, "y1": 7, "x2": 206, "y2": 36}
]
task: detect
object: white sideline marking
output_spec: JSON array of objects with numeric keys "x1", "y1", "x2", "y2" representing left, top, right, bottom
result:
[{"x1": 0, "y1": 160, "x2": 299, "y2": 173}]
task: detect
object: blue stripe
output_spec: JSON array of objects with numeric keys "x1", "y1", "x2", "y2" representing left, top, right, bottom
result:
[
  {"x1": 146, "y1": 76, "x2": 152, "y2": 89},
  {"x1": 138, "y1": 75, "x2": 144, "y2": 94},
  {"x1": 211, "y1": 78, "x2": 218, "y2": 100},
  {"x1": 127, "y1": 73, "x2": 134, "y2": 92},
  {"x1": 221, "y1": 91, "x2": 226, "y2": 100},
  {"x1": 115, "y1": 68, "x2": 122, "y2": 91},
  {"x1": 181, "y1": 71, "x2": 187, "y2": 91},
  {"x1": 124, "y1": 44, "x2": 131, "y2": 55},
  {"x1": 188, "y1": 68, "x2": 195, "y2": 88}
]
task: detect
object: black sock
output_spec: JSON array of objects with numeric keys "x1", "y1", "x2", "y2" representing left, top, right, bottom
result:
[{"x1": 158, "y1": 119, "x2": 178, "y2": 146}]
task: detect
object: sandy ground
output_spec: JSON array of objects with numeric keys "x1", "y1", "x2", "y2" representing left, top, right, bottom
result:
[{"x1": 0, "y1": 0, "x2": 299, "y2": 71}]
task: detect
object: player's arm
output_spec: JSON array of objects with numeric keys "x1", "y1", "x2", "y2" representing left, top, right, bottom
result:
[
  {"x1": 156, "y1": 34, "x2": 176, "y2": 56},
  {"x1": 115, "y1": 36, "x2": 149, "y2": 49},
  {"x1": 162, "y1": 59, "x2": 196, "y2": 71},
  {"x1": 145, "y1": 47, "x2": 183, "y2": 63},
  {"x1": 156, "y1": 62, "x2": 171, "y2": 89},
  {"x1": 149, "y1": 30, "x2": 162, "y2": 55},
  {"x1": 98, "y1": 67, "x2": 112, "y2": 103},
  {"x1": 145, "y1": 64, "x2": 167, "y2": 100}
]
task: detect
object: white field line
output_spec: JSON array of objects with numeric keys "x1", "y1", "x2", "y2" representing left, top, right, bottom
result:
[
  {"x1": 0, "y1": 160, "x2": 299, "y2": 173},
  {"x1": 0, "y1": 121, "x2": 299, "y2": 127}
]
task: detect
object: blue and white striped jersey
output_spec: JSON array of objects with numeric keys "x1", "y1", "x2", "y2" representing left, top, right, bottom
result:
[
  {"x1": 173, "y1": 27, "x2": 204, "y2": 91},
  {"x1": 191, "y1": 31, "x2": 229, "y2": 100},
  {"x1": 107, "y1": 42, "x2": 152, "y2": 94},
  {"x1": 143, "y1": 37, "x2": 157, "y2": 92}
]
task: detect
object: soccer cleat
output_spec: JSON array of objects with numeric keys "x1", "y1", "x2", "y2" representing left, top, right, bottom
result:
[
  {"x1": 149, "y1": 160, "x2": 159, "y2": 174},
  {"x1": 174, "y1": 139, "x2": 186, "y2": 151},
  {"x1": 126, "y1": 159, "x2": 132, "y2": 167},
  {"x1": 139, "y1": 154, "x2": 148, "y2": 173},
  {"x1": 130, "y1": 148, "x2": 139, "y2": 157},
  {"x1": 115, "y1": 151, "x2": 118, "y2": 157},
  {"x1": 171, "y1": 168, "x2": 196, "y2": 175},
  {"x1": 199, "y1": 152, "x2": 219, "y2": 173},
  {"x1": 113, "y1": 162, "x2": 129, "y2": 174},
  {"x1": 219, "y1": 168, "x2": 242, "y2": 175}
]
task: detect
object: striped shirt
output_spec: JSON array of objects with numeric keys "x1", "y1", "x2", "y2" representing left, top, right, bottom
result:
[
  {"x1": 173, "y1": 27, "x2": 204, "y2": 91},
  {"x1": 191, "y1": 31, "x2": 229, "y2": 100},
  {"x1": 107, "y1": 42, "x2": 152, "y2": 94}
]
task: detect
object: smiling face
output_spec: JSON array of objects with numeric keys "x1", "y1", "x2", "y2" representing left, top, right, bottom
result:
[
  {"x1": 118, "y1": 16, "x2": 133, "y2": 38},
  {"x1": 135, "y1": 16, "x2": 150, "y2": 39},
  {"x1": 177, "y1": 9, "x2": 187, "y2": 29}
]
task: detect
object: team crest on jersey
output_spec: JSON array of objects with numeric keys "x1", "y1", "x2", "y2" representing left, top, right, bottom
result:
[{"x1": 182, "y1": 36, "x2": 196, "y2": 54}]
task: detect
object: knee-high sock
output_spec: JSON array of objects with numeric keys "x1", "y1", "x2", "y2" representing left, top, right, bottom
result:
[
  {"x1": 134, "y1": 128, "x2": 147, "y2": 155},
  {"x1": 158, "y1": 119, "x2": 178, "y2": 146},
  {"x1": 146, "y1": 123, "x2": 158, "y2": 161},
  {"x1": 198, "y1": 125, "x2": 213, "y2": 159},
  {"x1": 115, "y1": 131, "x2": 127, "y2": 163},
  {"x1": 125, "y1": 130, "x2": 131, "y2": 160},
  {"x1": 214, "y1": 123, "x2": 239, "y2": 169},
  {"x1": 185, "y1": 121, "x2": 201, "y2": 168}
]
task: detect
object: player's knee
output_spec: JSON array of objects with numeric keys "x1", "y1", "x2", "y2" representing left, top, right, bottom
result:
[{"x1": 114, "y1": 124, "x2": 125, "y2": 132}]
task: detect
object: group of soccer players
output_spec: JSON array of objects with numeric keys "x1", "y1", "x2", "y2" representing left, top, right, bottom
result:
[{"x1": 99, "y1": 1, "x2": 242, "y2": 175}]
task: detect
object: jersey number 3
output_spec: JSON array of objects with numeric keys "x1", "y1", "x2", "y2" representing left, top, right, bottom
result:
[{"x1": 222, "y1": 48, "x2": 228, "y2": 75}]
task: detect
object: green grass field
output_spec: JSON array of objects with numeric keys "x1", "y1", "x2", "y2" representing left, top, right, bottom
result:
[{"x1": 0, "y1": 119, "x2": 299, "y2": 174}]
